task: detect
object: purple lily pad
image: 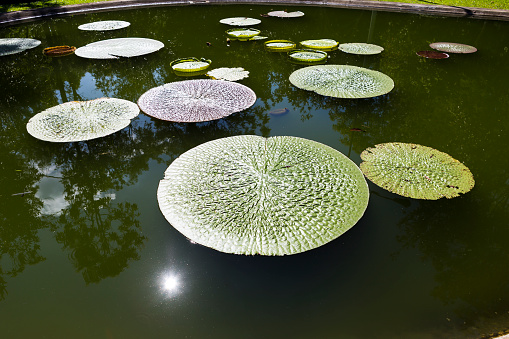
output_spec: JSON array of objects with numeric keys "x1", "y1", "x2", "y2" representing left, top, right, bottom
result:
[{"x1": 416, "y1": 50, "x2": 450, "y2": 59}]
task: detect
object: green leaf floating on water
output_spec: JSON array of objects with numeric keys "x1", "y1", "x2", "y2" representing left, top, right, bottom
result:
[
  {"x1": 0, "y1": 38, "x2": 41, "y2": 57},
  {"x1": 429, "y1": 42, "x2": 477, "y2": 54},
  {"x1": 78, "y1": 20, "x2": 130, "y2": 31},
  {"x1": 289, "y1": 64, "x2": 394, "y2": 99},
  {"x1": 157, "y1": 135, "x2": 370, "y2": 255},
  {"x1": 26, "y1": 98, "x2": 139, "y2": 142},
  {"x1": 338, "y1": 43, "x2": 384, "y2": 55},
  {"x1": 206, "y1": 67, "x2": 249, "y2": 81},
  {"x1": 75, "y1": 37, "x2": 164, "y2": 59},
  {"x1": 219, "y1": 17, "x2": 261, "y2": 26},
  {"x1": 300, "y1": 39, "x2": 338, "y2": 51},
  {"x1": 360, "y1": 142, "x2": 475, "y2": 200}
]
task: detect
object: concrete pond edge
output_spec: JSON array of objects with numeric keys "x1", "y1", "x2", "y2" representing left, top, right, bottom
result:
[{"x1": 1, "y1": 0, "x2": 509, "y2": 27}]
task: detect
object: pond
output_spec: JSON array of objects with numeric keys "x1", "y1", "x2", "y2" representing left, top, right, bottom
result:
[{"x1": 1, "y1": 3, "x2": 509, "y2": 338}]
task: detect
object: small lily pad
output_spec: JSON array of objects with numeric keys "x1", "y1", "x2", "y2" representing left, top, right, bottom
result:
[
  {"x1": 300, "y1": 39, "x2": 338, "y2": 51},
  {"x1": 207, "y1": 67, "x2": 249, "y2": 81},
  {"x1": 430, "y1": 42, "x2": 477, "y2": 54},
  {"x1": 289, "y1": 64, "x2": 394, "y2": 99},
  {"x1": 416, "y1": 50, "x2": 449, "y2": 59},
  {"x1": 219, "y1": 17, "x2": 261, "y2": 26},
  {"x1": 264, "y1": 40, "x2": 296, "y2": 52},
  {"x1": 26, "y1": 98, "x2": 139, "y2": 142},
  {"x1": 78, "y1": 20, "x2": 130, "y2": 31},
  {"x1": 137, "y1": 79, "x2": 257, "y2": 122},
  {"x1": 43, "y1": 46, "x2": 76, "y2": 57},
  {"x1": 338, "y1": 43, "x2": 384, "y2": 55},
  {"x1": 267, "y1": 10, "x2": 305, "y2": 18},
  {"x1": 171, "y1": 57, "x2": 211, "y2": 72},
  {"x1": 226, "y1": 28, "x2": 261, "y2": 41},
  {"x1": 0, "y1": 38, "x2": 41, "y2": 57},
  {"x1": 157, "y1": 135, "x2": 369, "y2": 255},
  {"x1": 360, "y1": 142, "x2": 475, "y2": 200},
  {"x1": 288, "y1": 49, "x2": 327, "y2": 63},
  {"x1": 75, "y1": 37, "x2": 164, "y2": 59}
]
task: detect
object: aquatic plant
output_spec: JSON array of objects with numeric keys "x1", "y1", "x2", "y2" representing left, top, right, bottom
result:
[
  {"x1": 226, "y1": 28, "x2": 261, "y2": 41},
  {"x1": 170, "y1": 57, "x2": 211, "y2": 72},
  {"x1": 360, "y1": 142, "x2": 475, "y2": 200},
  {"x1": 289, "y1": 65, "x2": 394, "y2": 99},
  {"x1": 430, "y1": 42, "x2": 477, "y2": 54},
  {"x1": 264, "y1": 40, "x2": 296, "y2": 52},
  {"x1": 416, "y1": 50, "x2": 449, "y2": 59},
  {"x1": 26, "y1": 98, "x2": 139, "y2": 142},
  {"x1": 78, "y1": 20, "x2": 130, "y2": 31},
  {"x1": 267, "y1": 10, "x2": 305, "y2": 18},
  {"x1": 0, "y1": 38, "x2": 41, "y2": 57},
  {"x1": 206, "y1": 67, "x2": 249, "y2": 81},
  {"x1": 219, "y1": 17, "x2": 261, "y2": 26},
  {"x1": 137, "y1": 79, "x2": 256, "y2": 122},
  {"x1": 43, "y1": 46, "x2": 76, "y2": 57},
  {"x1": 157, "y1": 135, "x2": 370, "y2": 255},
  {"x1": 75, "y1": 37, "x2": 164, "y2": 59},
  {"x1": 338, "y1": 43, "x2": 384, "y2": 55},
  {"x1": 288, "y1": 49, "x2": 327, "y2": 63},
  {"x1": 300, "y1": 39, "x2": 338, "y2": 51}
]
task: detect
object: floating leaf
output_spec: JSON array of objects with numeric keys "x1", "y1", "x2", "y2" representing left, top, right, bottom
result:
[
  {"x1": 78, "y1": 20, "x2": 130, "y2": 31},
  {"x1": 300, "y1": 39, "x2": 338, "y2": 51},
  {"x1": 157, "y1": 135, "x2": 369, "y2": 255},
  {"x1": 430, "y1": 42, "x2": 477, "y2": 54},
  {"x1": 137, "y1": 79, "x2": 256, "y2": 122},
  {"x1": 289, "y1": 65, "x2": 394, "y2": 99},
  {"x1": 416, "y1": 50, "x2": 449, "y2": 59},
  {"x1": 338, "y1": 43, "x2": 384, "y2": 55},
  {"x1": 267, "y1": 10, "x2": 305, "y2": 18},
  {"x1": 170, "y1": 57, "x2": 211, "y2": 72},
  {"x1": 249, "y1": 36, "x2": 268, "y2": 41},
  {"x1": 0, "y1": 38, "x2": 41, "y2": 57},
  {"x1": 75, "y1": 37, "x2": 164, "y2": 59},
  {"x1": 219, "y1": 17, "x2": 261, "y2": 26},
  {"x1": 43, "y1": 45, "x2": 76, "y2": 57},
  {"x1": 264, "y1": 40, "x2": 296, "y2": 52},
  {"x1": 360, "y1": 142, "x2": 475, "y2": 200},
  {"x1": 26, "y1": 98, "x2": 139, "y2": 142},
  {"x1": 288, "y1": 49, "x2": 327, "y2": 63},
  {"x1": 206, "y1": 67, "x2": 249, "y2": 81},
  {"x1": 226, "y1": 28, "x2": 260, "y2": 41}
]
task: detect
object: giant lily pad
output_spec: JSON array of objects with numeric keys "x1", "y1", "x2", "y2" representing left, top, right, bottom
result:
[
  {"x1": 289, "y1": 65, "x2": 394, "y2": 99},
  {"x1": 26, "y1": 98, "x2": 139, "y2": 142},
  {"x1": 0, "y1": 38, "x2": 41, "y2": 57},
  {"x1": 416, "y1": 50, "x2": 449, "y2": 59},
  {"x1": 226, "y1": 28, "x2": 260, "y2": 41},
  {"x1": 207, "y1": 67, "x2": 249, "y2": 81},
  {"x1": 78, "y1": 20, "x2": 130, "y2": 31},
  {"x1": 267, "y1": 10, "x2": 305, "y2": 18},
  {"x1": 300, "y1": 39, "x2": 338, "y2": 51},
  {"x1": 219, "y1": 17, "x2": 261, "y2": 26},
  {"x1": 288, "y1": 49, "x2": 327, "y2": 63},
  {"x1": 430, "y1": 42, "x2": 477, "y2": 54},
  {"x1": 137, "y1": 79, "x2": 256, "y2": 122},
  {"x1": 338, "y1": 43, "x2": 384, "y2": 55},
  {"x1": 264, "y1": 40, "x2": 296, "y2": 52},
  {"x1": 157, "y1": 135, "x2": 369, "y2": 255},
  {"x1": 170, "y1": 57, "x2": 211, "y2": 72},
  {"x1": 75, "y1": 38, "x2": 164, "y2": 59},
  {"x1": 43, "y1": 45, "x2": 76, "y2": 57},
  {"x1": 360, "y1": 142, "x2": 475, "y2": 200}
]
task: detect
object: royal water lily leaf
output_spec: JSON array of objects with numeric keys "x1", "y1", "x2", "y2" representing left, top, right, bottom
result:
[
  {"x1": 289, "y1": 65, "x2": 394, "y2": 99},
  {"x1": 26, "y1": 98, "x2": 139, "y2": 143},
  {"x1": 429, "y1": 42, "x2": 477, "y2": 54},
  {"x1": 43, "y1": 45, "x2": 76, "y2": 57},
  {"x1": 137, "y1": 79, "x2": 256, "y2": 122},
  {"x1": 0, "y1": 38, "x2": 41, "y2": 57},
  {"x1": 416, "y1": 50, "x2": 449, "y2": 59},
  {"x1": 338, "y1": 43, "x2": 384, "y2": 55},
  {"x1": 300, "y1": 39, "x2": 338, "y2": 51},
  {"x1": 219, "y1": 17, "x2": 261, "y2": 26},
  {"x1": 360, "y1": 142, "x2": 475, "y2": 200},
  {"x1": 264, "y1": 40, "x2": 296, "y2": 51},
  {"x1": 288, "y1": 49, "x2": 327, "y2": 63},
  {"x1": 249, "y1": 36, "x2": 268, "y2": 41},
  {"x1": 75, "y1": 38, "x2": 164, "y2": 59},
  {"x1": 206, "y1": 67, "x2": 249, "y2": 81},
  {"x1": 170, "y1": 57, "x2": 211, "y2": 72},
  {"x1": 78, "y1": 20, "x2": 130, "y2": 31},
  {"x1": 267, "y1": 10, "x2": 305, "y2": 18},
  {"x1": 157, "y1": 135, "x2": 369, "y2": 255},
  {"x1": 226, "y1": 28, "x2": 260, "y2": 41}
]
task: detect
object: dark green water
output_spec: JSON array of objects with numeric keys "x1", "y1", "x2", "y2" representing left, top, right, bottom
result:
[{"x1": 1, "y1": 4, "x2": 509, "y2": 338}]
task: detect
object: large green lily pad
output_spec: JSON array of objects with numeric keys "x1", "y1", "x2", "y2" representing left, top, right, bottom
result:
[
  {"x1": 78, "y1": 20, "x2": 130, "y2": 31},
  {"x1": 157, "y1": 135, "x2": 370, "y2": 256},
  {"x1": 26, "y1": 98, "x2": 139, "y2": 142},
  {"x1": 75, "y1": 38, "x2": 164, "y2": 59},
  {"x1": 360, "y1": 142, "x2": 475, "y2": 200},
  {"x1": 289, "y1": 65, "x2": 394, "y2": 99},
  {"x1": 0, "y1": 38, "x2": 41, "y2": 57},
  {"x1": 429, "y1": 42, "x2": 477, "y2": 54},
  {"x1": 338, "y1": 43, "x2": 384, "y2": 55}
]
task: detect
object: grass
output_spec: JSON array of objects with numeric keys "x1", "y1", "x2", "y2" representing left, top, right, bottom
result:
[{"x1": 1, "y1": 0, "x2": 509, "y2": 12}]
